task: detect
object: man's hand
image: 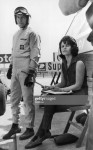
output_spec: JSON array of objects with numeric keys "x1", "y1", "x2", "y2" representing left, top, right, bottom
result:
[
  {"x1": 24, "y1": 70, "x2": 36, "y2": 87},
  {"x1": 7, "y1": 64, "x2": 12, "y2": 79}
]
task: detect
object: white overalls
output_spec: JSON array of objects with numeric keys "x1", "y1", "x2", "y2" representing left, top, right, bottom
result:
[{"x1": 10, "y1": 26, "x2": 41, "y2": 128}]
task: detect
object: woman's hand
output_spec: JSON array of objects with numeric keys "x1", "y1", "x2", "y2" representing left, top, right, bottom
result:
[
  {"x1": 52, "y1": 87, "x2": 70, "y2": 92},
  {"x1": 42, "y1": 85, "x2": 54, "y2": 91},
  {"x1": 51, "y1": 86, "x2": 62, "y2": 92}
]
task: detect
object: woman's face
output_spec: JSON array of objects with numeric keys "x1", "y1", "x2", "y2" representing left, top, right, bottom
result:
[{"x1": 60, "y1": 41, "x2": 72, "y2": 56}]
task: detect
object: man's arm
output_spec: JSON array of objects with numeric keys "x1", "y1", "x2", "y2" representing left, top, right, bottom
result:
[
  {"x1": 7, "y1": 48, "x2": 13, "y2": 79},
  {"x1": 29, "y1": 32, "x2": 41, "y2": 71},
  {"x1": 24, "y1": 32, "x2": 41, "y2": 87}
]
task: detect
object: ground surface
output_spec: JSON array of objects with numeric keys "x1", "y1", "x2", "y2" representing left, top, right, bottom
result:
[
  {"x1": 0, "y1": 103, "x2": 86, "y2": 150},
  {"x1": 0, "y1": 76, "x2": 87, "y2": 150}
]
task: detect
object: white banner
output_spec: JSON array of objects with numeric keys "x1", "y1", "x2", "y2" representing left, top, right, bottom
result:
[
  {"x1": 46, "y1": 62, "x2": 61, "y2": 72},
  {"x1": 0, "y1": 54, "x2": 11, "y2": 64},
  {"x1": 38, "y1": 62, "x2": 61, "y2": 72}
]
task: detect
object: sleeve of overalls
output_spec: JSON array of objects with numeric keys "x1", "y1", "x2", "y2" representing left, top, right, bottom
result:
[
  {"x1": 29, "y1": 32, "x2": 41, "y2": 70},
  {"x1": 10, "y1": 34, "x2": 15, "y2": 66},
  {"x1": 10, "y1": 48, "x2": 13, "y2": 65}
]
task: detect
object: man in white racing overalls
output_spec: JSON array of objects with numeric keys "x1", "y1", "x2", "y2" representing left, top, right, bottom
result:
[{"x1": 3, "y1": 6, "x2": 41, "y2": 140}]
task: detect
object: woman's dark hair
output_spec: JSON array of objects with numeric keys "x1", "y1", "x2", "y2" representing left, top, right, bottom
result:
[{"x1": 59, "y1": 35, "x2": 79, "y2": 59}]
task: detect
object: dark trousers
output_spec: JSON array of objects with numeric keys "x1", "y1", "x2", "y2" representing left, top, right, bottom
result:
[
  {"x1": 36, "y1": 105, "x2": 76, "y2": 135},
  {"x1": 36, "y1": 88, "x2": 88, "y2": 136}
]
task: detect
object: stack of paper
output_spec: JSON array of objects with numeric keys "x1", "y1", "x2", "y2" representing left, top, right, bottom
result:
[{"x1": 43, "y1": 90, "x2": 72, "y2": 95}]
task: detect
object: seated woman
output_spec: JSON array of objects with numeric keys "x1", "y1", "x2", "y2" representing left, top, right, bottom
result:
[{"x1": 25, "y1": 35, "x2": 88, "y2": 149}]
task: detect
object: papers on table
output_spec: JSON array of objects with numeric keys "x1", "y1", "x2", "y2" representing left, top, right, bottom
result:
[{"x1": 42, "y1": 90, "x2": 72, "y2": 95}]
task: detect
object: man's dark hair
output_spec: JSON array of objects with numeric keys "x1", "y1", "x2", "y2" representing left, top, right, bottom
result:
[{"x1": 87, "y1": 30, "x2": 93, "y2": 42}]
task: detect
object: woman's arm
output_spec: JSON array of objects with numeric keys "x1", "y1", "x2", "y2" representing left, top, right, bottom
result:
[
  {"x1": 54, "y1": 69, "x2": 66, "y2": 88},
  {"x1": 42, "y1": 68, "x2": 66, "y2": 91},
  {"x1": 60, "y1": 61, "x2": 85, "y2": 92}
]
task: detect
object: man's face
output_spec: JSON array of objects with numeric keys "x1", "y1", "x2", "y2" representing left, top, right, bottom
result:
[{"x1": 16, "y1": 14, "x2": 27, "y2": 28}]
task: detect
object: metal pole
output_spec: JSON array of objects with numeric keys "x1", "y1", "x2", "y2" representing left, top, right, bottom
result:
[
  {"x1": 13, "y1": 134, "x2": 17, "y2": 150},
  {"x1": 65, "y1": 11, "x2": 80, "y2": 36}
]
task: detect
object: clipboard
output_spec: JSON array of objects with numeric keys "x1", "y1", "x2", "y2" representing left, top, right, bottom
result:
[{"x1": 42, "y1": 90, "x2": 72, "y2": 95}]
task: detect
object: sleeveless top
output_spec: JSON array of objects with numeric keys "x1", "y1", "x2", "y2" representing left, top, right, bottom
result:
[{"x1": 62, "y1": 56, "x2": 88, "y2": 95}]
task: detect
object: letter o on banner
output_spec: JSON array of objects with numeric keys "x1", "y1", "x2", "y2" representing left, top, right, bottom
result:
[
  {"x1": 0, "y1": 83, "x2": 6, "y2": 116},
  {"x1": 0, "y1": 57, "x2": 3, "y2": 63}
]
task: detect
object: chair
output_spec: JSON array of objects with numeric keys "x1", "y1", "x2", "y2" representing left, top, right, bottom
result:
[{"x1": 63, "y1": 105, "x2": 90, "y2": 148}]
